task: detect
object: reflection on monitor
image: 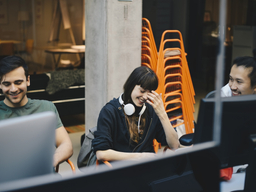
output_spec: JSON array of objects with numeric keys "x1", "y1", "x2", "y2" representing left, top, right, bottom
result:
[{"x1": 0, "y1": 111, "x2": 56, "y2": 183}]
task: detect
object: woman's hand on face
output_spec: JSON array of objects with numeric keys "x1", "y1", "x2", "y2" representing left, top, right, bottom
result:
[{"x1": 146, "y1": 91, "x2": 166, "y2": 118}]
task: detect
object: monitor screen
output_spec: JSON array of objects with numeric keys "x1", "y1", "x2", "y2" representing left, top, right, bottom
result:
[
  {"x1": 0, "y1": 111, "x2": 56, "y2": 183},
  {"x1": 193, "y1": 95, "x2": 256, "y2": 168}
]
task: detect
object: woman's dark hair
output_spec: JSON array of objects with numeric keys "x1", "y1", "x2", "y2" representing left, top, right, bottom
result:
[
  {"x1": 123, "y1": 66, "x2": 158, "y2": 104},
  {"x1": 232, "y1": 56, "x2": 256, "y2": 87},
  {"x1": 122, "y1": 66, "x2": 158, "y2": 143},
  {"x1": 0, "y1": 55, "x2": 28, "y2": 81}
]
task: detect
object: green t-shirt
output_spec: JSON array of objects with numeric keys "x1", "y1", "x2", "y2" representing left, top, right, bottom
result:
[{"x1": 0, "y1": 98, "x2": 63, "y2": 129}]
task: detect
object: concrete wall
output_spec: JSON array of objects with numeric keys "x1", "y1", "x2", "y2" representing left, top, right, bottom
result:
[{"x1": 85, "y1": 0, "x2": 142, "y2": 133}]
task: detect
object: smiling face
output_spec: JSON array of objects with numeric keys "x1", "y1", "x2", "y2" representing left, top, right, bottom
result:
[
  {"x1": 0, "y1": 67, "x2": 30, "y2": 107},
  {"x1": 229, "y1": 64, "x2": 256, "y2": 96},
  {"x1": 131, "y1": 85, "x2": 150, "y2": 107}
]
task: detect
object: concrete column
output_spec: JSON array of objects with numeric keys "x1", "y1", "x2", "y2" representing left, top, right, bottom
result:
[{"x1": 85, "y1": 0, "x2": 142, "y2": 133}]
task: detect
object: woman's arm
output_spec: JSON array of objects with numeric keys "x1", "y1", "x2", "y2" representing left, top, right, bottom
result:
[
  {"x1": 147, "y1": 91, "x2": 180, "y2": 150},
  {"x1": 96, "y1": 149, "x2": 156, "y2": 161}
]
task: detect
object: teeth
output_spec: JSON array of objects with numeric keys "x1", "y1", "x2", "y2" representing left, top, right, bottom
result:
[{"x1": 10, "y1": 93, "x2": 20, "y2": 96}]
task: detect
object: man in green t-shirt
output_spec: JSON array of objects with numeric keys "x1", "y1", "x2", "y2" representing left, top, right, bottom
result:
[{"x1": 0, "y1": 55, "x2": 73, "y2": 169}]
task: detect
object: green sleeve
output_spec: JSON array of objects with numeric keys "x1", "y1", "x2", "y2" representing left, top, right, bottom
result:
[{"x1": 51, "y1": 103, "x2": 63, "y2": 129}]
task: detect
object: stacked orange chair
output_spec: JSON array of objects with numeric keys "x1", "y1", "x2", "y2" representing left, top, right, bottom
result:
[
  {"x1": 141, "y1": 46, "x2": 153, "y2": 70},
  {"x1": 141, "y1": 19, "x2": 195, "y2": 146},
  {"x1": 155, "y1": 30, "x2": 195, "y2": 134},
  {"x1": 141, "y1": 19, "x2": 162, "y2": 150},
  {"x1": 141, "y1": 18, "x2": 158, "y2": 72}
]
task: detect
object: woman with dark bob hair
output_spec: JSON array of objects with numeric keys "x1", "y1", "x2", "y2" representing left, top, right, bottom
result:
[{"x1": 92, "y1": 66, "x2": 180, "y2": 162}]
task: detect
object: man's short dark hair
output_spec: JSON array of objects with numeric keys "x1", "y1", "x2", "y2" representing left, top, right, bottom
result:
[
  {"x1": 232, "y1": 56, "x2": 256, "y2": 87},
  {"x1": 0, "y1": 56, "x2": 28, "y2": 81}
]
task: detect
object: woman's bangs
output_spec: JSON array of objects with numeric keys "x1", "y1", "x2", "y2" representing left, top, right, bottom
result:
[{"x1": 139, "y1": 74, "x2": 158, "y2": 91}]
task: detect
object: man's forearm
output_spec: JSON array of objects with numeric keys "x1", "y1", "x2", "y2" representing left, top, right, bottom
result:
[{"x1": 54, "y1": 142, "x2": 73, "y2": 167}]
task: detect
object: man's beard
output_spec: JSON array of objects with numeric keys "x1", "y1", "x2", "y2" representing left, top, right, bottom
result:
[{"x1": 5, "y1": 91, "x2": 26, "y2": 106}]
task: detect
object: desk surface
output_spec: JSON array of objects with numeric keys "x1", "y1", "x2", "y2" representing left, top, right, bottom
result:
[
  {"x1": 0, "y1": 40, "x2": 21, "y2": 44},
  {"x1": 45, "y1": 48, "x2": 85, "y2": 54},
  {"x1": 45, "y1": 48, "x2": 85, "y2": 70}
]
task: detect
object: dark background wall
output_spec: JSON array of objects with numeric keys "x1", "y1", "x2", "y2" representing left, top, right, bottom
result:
[{"x1": 142, "y1": 0, "x2": 205, "y2": 80}]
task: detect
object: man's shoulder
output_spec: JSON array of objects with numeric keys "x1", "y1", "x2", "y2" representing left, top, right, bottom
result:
[
  {"x1": 28, "y1": 98, "x2": 55, "y2": 109},
  {"x1": 0, "y1": 100, "x2": 7, "y2": 111},
  {"x1": 221, "y1": 83, "x2": 232, "y2": 97},
  {"x1": 29, "y1": 98, "x2": 53, "y2": 104}
]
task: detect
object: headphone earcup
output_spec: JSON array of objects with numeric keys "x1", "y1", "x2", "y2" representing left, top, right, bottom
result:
[
  {"x1": 123, "y1": 103, "x2": 135, "y2": 116},
  {"x1": 119, "y1": 93, "x2": 146, "y2": 116}
]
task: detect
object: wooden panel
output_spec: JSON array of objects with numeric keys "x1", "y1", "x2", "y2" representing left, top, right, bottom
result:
[{"x1": 59, "y1": 0, "x2": 71, "y2": 29}]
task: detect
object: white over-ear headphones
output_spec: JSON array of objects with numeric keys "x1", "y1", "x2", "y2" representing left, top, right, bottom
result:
[{"x1": 119, "y1": 94, "x2": 146, "y2": 116}]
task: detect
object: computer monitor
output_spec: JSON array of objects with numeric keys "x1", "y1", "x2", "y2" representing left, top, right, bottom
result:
[
  {"x1": 0, "y1": 111, "x2": 56, "y2": 183},
  {"x1": 193, "y1": 94, "x2": 256, "y2": 190},
  {"x1": 194, "y1": 94, "x2": 256, "y2": 167},
  {"x1": 0, "y1": 142, "x2": 218, "y2": 192}
]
